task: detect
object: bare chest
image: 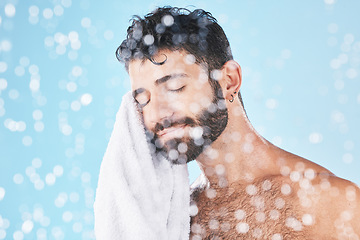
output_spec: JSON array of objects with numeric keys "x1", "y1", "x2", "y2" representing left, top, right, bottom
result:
[{"x1": 190, "y1": 180, "x2": 312, "y2": 240}]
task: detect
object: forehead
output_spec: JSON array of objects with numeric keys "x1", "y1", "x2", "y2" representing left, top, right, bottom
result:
[{"x1": 128, "y1": 50, "x2": 206, "y2": 87}]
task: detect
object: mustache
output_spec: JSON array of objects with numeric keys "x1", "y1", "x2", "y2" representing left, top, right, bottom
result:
[{"x1": 153, "y1": 117, "x2": 196, "y2": 134}]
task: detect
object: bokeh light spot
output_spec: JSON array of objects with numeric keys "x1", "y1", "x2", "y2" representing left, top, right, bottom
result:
[
  {"x1": 32, "y1": 158, "x2": 42, "y2": 168},
  {"x1": 54, "y1": 5, "x2": 64, "y2": 16},
  {"x1": 80, "y1": 93, "x2": 93, "y2": 106},
  {"x1": 236, "y1": 222, "x2": 249, "y2": 234},
  {"x1": 162, "y1": 15, "x2": 174, "y2": 27},
  {"x1": 14, "y1": 66, "x2": 25, "y2": 76},
  {"x1": 5, "y1": 4, "x2": 16, "y2": 18},
  {"x1": 266, "y1": 98, "x2": 278, "y2": 109},
  {"x1": 43, "y1": 8, "x2": 54, "y2": 19},
  {"x1": 69, "y1": 192, "x2": 79, "y2": 203},
  {"x1": 28, "y1": 15, "x2": 39, "y2": 25},
  {"x1": 13, "y1": 174, "x2": 24, "y2": 184},
  {"x1": 0, "y1": 62, "x2": 8, "y2": 73},
  {"x1": 62, "y1": 211, "x2": 73, "y2": 222},
  {"x1": 61, "y1": 0, "x2": 72, "y2": 8},
  {"x1": 1, "y1": 40, "x2": 12, "y2": 52},
  {"x1": 272, "y1": 233, "x2": 283, "y2": 240},
  {"x1": 72, "y1": 222, "x2": 83, "y2": 233},
  {"x1": 324, "y1": 0, "x2": 335, "y2": 5},
  {"x1": 22, "y1": 136, "x2": 33, "y2": 146},
  {"x1": 22, "y1": 220, "x2": 34, "y2": 234},
  {"x1": 66, "y1": 82, "x2": 77, "y2": 92},
  {"x1": 346, "y1": 68, "x2": 357, "y2": 79},
  {"x1": 13, "y1": 231, "x2": 23, "y2": 240},
  {"x1": 81, "y1": 17, "x2": 91, "y2": 28},
  {"x1": 0, "y1": 187, "x2": 5, "y2": 201},
  {"x1": 45, "y1": 173, "x2": 56, "y2": 186},
  {"x1": 342, "y1": 153, "x2": 353, "y2": 164},
  {"x1": 32, "y1": 110, "x2": 43, "y2": 120},
  {"x1": 53, "y1": 165, "x2": 64, "y2": 177},
  {"x1": 0, "y1": 78, "x2": 7, "y2": 90},
  {"x1": 29, "y1": 6, "x2": 39, "y2": 16},
  {"x1": 71, "y1": 101, "x2": 81, "y2": 111},
  {"x1": 71, "y1": 66, "x2": 82, "y2": 77},
  {"x1": 309, "y1": 132, "x2": 323, "y2": 144},
  {"x1": 8, "y1": 89, "x2": 19, "y2": 100},
  {"x1": 0, "y1": 230, "x2": 6, "y2": 239}
]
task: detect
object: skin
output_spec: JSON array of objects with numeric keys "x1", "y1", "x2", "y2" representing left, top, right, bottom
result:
[{"x1": 129, "y1": 49, "x2": 360, "y2": 239}]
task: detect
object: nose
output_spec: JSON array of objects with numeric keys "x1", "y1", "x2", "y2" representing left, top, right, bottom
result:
[{"x1": 144, "y1": 93, "x2": 173, "y2": 130}]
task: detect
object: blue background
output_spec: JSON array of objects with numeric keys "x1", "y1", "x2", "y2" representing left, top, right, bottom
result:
[{"x1": 0, "y1": 0, "x2": 359, "y2": 239}]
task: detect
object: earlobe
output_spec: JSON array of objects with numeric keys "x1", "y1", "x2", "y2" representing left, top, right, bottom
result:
[{"x1": 222, "y1": 60, "x2": 242, "y2": 101}]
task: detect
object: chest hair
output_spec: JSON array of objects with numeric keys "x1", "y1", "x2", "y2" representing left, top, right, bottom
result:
[{"x1": 190, "y1": 177, "x2": 311, "y2": 240}]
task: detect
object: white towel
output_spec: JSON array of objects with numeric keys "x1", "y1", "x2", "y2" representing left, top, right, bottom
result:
[{"x1": 94, "y1": 92, "x2": 190, "y2": 240}]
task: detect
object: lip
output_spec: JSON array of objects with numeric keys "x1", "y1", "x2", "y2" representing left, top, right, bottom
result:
[{"x1": 158, "y1": 124, "x2": 186, "y2": 139}]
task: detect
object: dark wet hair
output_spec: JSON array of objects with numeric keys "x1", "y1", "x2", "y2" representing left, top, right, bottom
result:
[{"x1": 116, "y1": 6, "x2": 244, "y2": 106}]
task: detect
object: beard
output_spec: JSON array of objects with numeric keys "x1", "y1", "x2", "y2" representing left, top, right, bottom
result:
[{"x1": 146, "y1": 93, "x2": 228, "y2": 164}]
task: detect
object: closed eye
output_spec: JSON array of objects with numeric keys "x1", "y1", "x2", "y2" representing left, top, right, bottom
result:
[{"x1": 169, "y1": 86, "x2": 186, "y2": 92}]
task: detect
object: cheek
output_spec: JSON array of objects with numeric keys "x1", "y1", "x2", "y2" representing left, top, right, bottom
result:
[
  {"x1": 186, "y1": 91, "x2": 213, "y2": 115},
  {"x1": 199, "y1": 95, "x2": 213, "y2": 109},
  {"x1": 172, "y1": 100, "x2": 185, "y2": 111}
]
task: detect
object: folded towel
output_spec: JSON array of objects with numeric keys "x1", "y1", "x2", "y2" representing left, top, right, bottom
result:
[{"x1": 94, "y1": 92, "x2": 190, "y2": 240}]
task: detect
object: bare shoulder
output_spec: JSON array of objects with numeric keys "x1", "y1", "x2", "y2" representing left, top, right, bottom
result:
[
  {"x1": 308, "y1": 175, "x2": 360, "y2": 235},
  {"x1": 273, "y1": 163, "x2": 360, "y2": 237}
]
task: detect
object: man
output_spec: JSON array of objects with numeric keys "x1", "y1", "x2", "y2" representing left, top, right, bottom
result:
[{"x1": 116, "y1": 6, "x2": 360, "y2": 239}]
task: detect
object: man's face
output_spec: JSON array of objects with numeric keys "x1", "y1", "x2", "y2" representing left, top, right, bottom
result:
[{"x1": 129, "y1": 50, "x2": 228, "y2": 164}]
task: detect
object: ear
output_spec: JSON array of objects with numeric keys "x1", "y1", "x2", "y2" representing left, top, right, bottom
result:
[{"x1": 220, "y1": 60, "x2": 242, "y2": 102}]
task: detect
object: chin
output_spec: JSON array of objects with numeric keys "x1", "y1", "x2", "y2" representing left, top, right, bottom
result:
[{"x1": 159, "y1": 137, "x2": 205, "y2": 165}]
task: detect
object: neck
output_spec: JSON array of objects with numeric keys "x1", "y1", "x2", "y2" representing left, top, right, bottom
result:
[{"x1": 195, "y1": 104, "x2": 279, "y2": 188}]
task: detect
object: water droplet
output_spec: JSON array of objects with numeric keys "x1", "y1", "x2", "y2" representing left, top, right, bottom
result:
[
  {"x1": 61, "y1": 0, "x2": 72, "y2": 8},
  {"x1": 81, "y1": 17, "x2": 91, "y2": 28},
  {"x1": 281, "y1": 183, "x2": 292, "y2": 195},
  {"x1": 0, "y1": 78, "x2": 8, "y2": 90},
  {"x1": 342, "y1": 153, "x2": 353, "y2": 164},
  {"x1": 29, "y1": 5, "x2": 39, "y2": 16},
  {"x1": 302, "y1": 214, "x2": 313, "y2": 225},
  {"x1": 22, "y1": 220, "x2": 34, "y2": 234},
  {"x1": 22, "y1": 136, "x2": 33, "y2": 146},
  {"x1": 13, "y1": 174, "x2": 24, "y2": 184},
  {"x1": 246, "y1": 184, "x2": 257, "y2": 195},
  {"x1": 43, "y1": 8, "x2": 53, "y2": 19},
  {"x1": 13, "y1": 231, "x2": 24, "y2": 240},
  {"x1": 5, "y1": 4, "x2": 16, "y2": 17},
  {"x1": 53, "y1": 5, "x2": 64, "y2": 16},
  {"x1": 272, "y1": 233, "x2": 283, "y2": 240},
  {"x1": 236, "y1": 222, "x2": 249, "y2": 234},
  {"x1": 53, "y1": 165, "x2": 64, "y2": 177},
  {"x1": 45, "y1": 173, "x2": 56, "y2": 185},
  {"x1": 143, "y1": 34, "x2": 154, "y2": 45},
  {"x1": 208, "y1": 219, "x2": 219, "y2": 230},
  {"x1": 0, "y1": 62, "x2": 8, "y2": 73},
  {"x1": 80, "y1": 93, "x2": 92, "y2": 105},
  {"x1": 62, "y1": 211, "x2": 73, "y2": 222},
  {"x1": 0, "y1": 187, "x2": 5, "y2": 201},
  {"x1": 275, "y1": 197, "x2": 285, "y2": 209},
  {"x1": 161, "y1": 15, "x2": 174, "y2": 27},
  {"x1": 309, "y1": 132, "x2": 323, "y2": 144}
]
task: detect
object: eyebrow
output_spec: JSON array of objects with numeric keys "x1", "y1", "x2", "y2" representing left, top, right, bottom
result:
[
  {"x1": 132, "y1": 73, "x2": 189, "y2": 98},
  {"x1": 154, "y1": 73, "x2": 188, "y2": 86}
]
